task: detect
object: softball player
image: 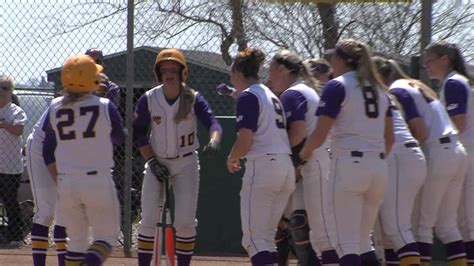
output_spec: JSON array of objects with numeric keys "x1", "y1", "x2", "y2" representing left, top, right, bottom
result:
[
  {"x1": 42, "y1": 54, "x2": 126, "y2": 265},
  {"x1": 299, "y1": 39, "x2": 394, "y2": 266},
  {"x1": 226, "y1": 47, "x2": 295, "y2": 265},
  {"x1": 373, "y1": 57, "x2": 428, "y2": 266},
  {"x1": 134, "y1": 48, "x2": 222, "y2": 266},
  {"x1": 27, "y1": 102, "x2": 67, "y2": 266},
  {"x1": 269, "y1": 50, "x2": 338, "y2": 266},
  {"x1": 424, "y1": 41, "x2": 474, "y2": 265}
]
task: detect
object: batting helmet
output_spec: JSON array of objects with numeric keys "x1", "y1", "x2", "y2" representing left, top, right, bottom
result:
[
  {"x1": 61, "y1": 54, "x2": 103, "y2": 93},
  {"x1": 155, "y1": 48, "x2": 188, "y2": 82}
]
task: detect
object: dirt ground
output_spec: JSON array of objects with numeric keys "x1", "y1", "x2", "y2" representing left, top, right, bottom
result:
[{"x1": 0, "y1": 247, "x2": 299, "y2": 266}]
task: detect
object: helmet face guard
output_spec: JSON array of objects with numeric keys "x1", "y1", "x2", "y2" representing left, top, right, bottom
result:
[
  {"x1": 155, "y1": 48, "x2": 188, "y2": 82},
  {"x1": 61, "y1": 54, "x2": 103, "y2": 93}
]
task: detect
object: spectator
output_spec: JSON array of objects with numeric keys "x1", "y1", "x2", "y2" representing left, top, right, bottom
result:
[
  {"x1": 0, "y1": 75, "x2": 27, "y2": 246},
  {"x1": 85, "y1": 48, "x2": 120, "y2": 105}
]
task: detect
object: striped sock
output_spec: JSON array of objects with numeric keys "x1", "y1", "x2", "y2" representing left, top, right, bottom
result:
[
  {"x1": 446, "y1": 240, "x2": 467, "y2": 266},
  {"x1": 83, "y1": 240, "x2": 112, "y2": 265},
  {"x1": 31, "y1": 223, "x2": 49, "y2": 266},
  {"x1": 65, "y1": 251, "x2": 84, "y2": 266},
  {"x1": 417, "y1": 242, "x2": 432, "y2": 264},
  {"x1": 465, "y1": 241, "x2": 474, "y2": 265},
  {"x1": 176, "y1": 235, "x2": 195, "y2": 266},
  {"x1": 397, "y1": 242, "x2": 421, "y2": 266},
  {"x1": 54, "y1": 225, "x2": 67, "y2": 266},
  {"x1": 137, "y1": 234, "x2": 154, "y2": 266},
  {"x1": 384, "y1": 249, "x2": 399, "y2": 265}
]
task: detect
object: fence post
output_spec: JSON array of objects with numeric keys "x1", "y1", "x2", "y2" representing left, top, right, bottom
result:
[{"x1": 123, "y1": 0, "x2": 135, "y2": 257}]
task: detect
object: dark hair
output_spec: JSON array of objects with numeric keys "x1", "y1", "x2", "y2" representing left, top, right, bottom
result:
[
  {"x1": 306, "y1": 58, "x2": 331, "y2": 75},
  {"x1": 335, "y1": 39, "x2": 387, "y2": 91},
  {"x1": 232, "y1": 48, "x2": 265, "y2": 79},
  {"x1": 272, "y1": 49, "x2": 319, "y2": 91},
  {"x1": 425, "y1": 41, "x2": 473, "y2": 81}
]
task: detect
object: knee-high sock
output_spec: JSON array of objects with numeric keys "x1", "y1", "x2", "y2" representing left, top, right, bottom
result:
[
  {"x1": 384, "y1": 249, "x2": 399, "y2": 266},
  {"x1": 65, "y1": 251, "x2": 84, "y2": 266},
  {"x1": 83, "y1": 240, "x2": 112, "y2": 266},
  {"x1": 417, "y1": 242, "x2": 432, "y2": 264},
  {"x1": 340, "y1": 254, "x2": 361, "y2": 266},
  {"x1": 446, "y1": 240, "x2": 467, "y2": 266},
  {"x1": 176, "y1": 235, "x2": 195, "y2": 266},
  {"x1": 251, "y1": 251, "x2": 274, "y2": 266},
  {"x1": 397, "y1": 242, "x2": 420, "y2": 266},
  {"x1": 54, "y1": 225, "x2": 67, "y2": 266},
  {"x1": 31, "y1": 223, "x2": 49, "y2": 266},
  {"x1": 137, "y1": 234, "x2": 154, "y2": 266},
  {"x1": 360, "y1": 250, "x2": 379, "y2": 266},
  {"x1": 465, "y1": 241, "x2": 474, "y2": 265},
  {"x1": 321, "y1": 249, "x2": 339, "y2": 264}
]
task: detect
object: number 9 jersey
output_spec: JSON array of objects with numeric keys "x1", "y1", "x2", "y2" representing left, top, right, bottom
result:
[
  {"x1": 236, "y1": 83, "x2": 291, "y2": 158},
  {"x1": 43, "y1": 95, "x2": 125, "y2": 175}
]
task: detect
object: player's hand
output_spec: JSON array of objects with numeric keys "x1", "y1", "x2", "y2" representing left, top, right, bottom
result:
[
  {"x1": 299, "y1": 147, "x2": 311, "y2": 162},
  {"x1": 146, "y1": 157, "x2": 170, "y2": 183},
  {"x1": 295, "y1": 166, "x2": 303, "y2": 183},
  {"x1": 202, "y1": 139, "x2": 220, "y2": 158},
  {"x1": 227, "y1": 157, "x2": 241, "y2": 173},
  {"x1": 215, "y1": 83, "x2": 236, "y2": 97}
]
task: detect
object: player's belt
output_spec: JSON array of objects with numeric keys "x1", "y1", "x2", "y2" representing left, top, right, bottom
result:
[
  {"x1": 439, "y1": 136, "x2": 451, "y2": 144},
  {"x1": 164, "y1": 152, "x2": 193, "y2": 160},
  {"x1": 350, "y1": 151, "x2": 385, "y2": 159},
  {"x1": 404, "y1": 142, "x2": 419, "y2": 148}
]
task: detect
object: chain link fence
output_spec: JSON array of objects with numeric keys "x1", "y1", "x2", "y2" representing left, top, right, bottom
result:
[{"x1": 1, "y1": 0, "x2": 473, "y2": 258}]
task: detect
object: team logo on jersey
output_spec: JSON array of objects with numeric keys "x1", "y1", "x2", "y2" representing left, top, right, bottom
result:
[
  {"x1": 319, "y1": 101, "x2": 326, "y2": 107},
  {"x1": 236, "y1": 115, "x2": 243, "y2": 123},
  {"x1": 447, "y1": 103, "x2": 458, "y2": 111},
  {"x1": 152, "y1": 116, "x2": 162, "y2": 125}
]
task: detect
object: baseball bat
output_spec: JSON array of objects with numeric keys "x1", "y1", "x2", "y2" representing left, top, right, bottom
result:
[
  {"x1": 153, "y1": 184, "x2": 165, "y2": 266},
  {"x1": 164, "y1": 179, "x2": 175, "y2": 266}
]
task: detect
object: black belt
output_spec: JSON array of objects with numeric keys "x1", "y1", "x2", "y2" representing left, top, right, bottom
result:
[
  {"x1": 87, "y1": 171, "x2": 97, "y2": 175},
  {"x1": 350, "y1": 151, "x2": 385, "y2": 159},
  {"x1": 439, "y1": 136, "x2": 451, "y2": 144},
  {"x1": 164, "y1": 152, "x2": 193, "y2": 160},
  {"x1": 404, "y1": 142, "x2": 419, "y2": 148}
]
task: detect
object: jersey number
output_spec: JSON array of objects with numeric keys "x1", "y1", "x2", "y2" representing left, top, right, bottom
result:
[
  {"x1": 362, "y1": 86, "x2": 379, "y2": 118},
  {"x1": 180, "y1": 132, "x2": 195, "y2": 147},
  {"x1": 56, "y1": 106, "x2": 99, "y2": 140},
  {"x1": 272, "y1": 98, "x2": 286, "y2": 129}
]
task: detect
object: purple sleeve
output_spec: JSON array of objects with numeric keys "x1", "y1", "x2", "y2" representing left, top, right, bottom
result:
[
  {"x1": 280, "y1": 90, "x2": 307, "y2": 123},
  {"x1": 444, "y1": 79, "x2": 468, "y2": 116},
  {"x1": 390, "y1": 88, "x2": 420, "y2": 121},
  {"x1": 194, "y1": 93, "x2": 222, "y2": 134},
  {"x1": 236, "y1": 91, "x2": 259, "y2": 132},
  {"x1": 133, "y1": 95, "x2": 151, "y2": 147},
  {"x1": 108, "y1": 102, "x2": 126, "y2": 146},
  {"x1": 42, "y1": 110, "x2": 57, "y2": 165},
  {"x1": 316, "y1": 80, "x2": 345, "y2": 118},
  {"x1": 106, "y1": 81, "x2": 120, "y2": 105}
]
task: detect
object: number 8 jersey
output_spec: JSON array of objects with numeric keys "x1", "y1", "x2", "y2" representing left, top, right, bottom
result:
[
  {"x1": 236, "y1": 83, "x2": 291, "y2": 158},
  {"x1": 43, "y1": 95, "x2": 126, "y2": 175},
  {"x1": 317, "y1": 71, "x2": 390, "y2": 152}
]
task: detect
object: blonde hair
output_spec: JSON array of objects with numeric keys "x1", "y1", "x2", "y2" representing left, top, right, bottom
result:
[
  {"x1": 334, "y1": 39, "x2": 387, "y2": 91},
  {"x1": 174, "y1": 84, "x2": 196, "y2": 123},
  {"x1": 61, "y1": 91, "x2": 90, "y2": 106},
  {"x1": 272, "y1": 49, "x2": 320, "y2": 92},
  {"x1": 0, "y1": 75, "x2": 15, "y2": 91},
  {"x1": 232, "y1": 48, "x2": 266, "y2": 79},
  {"x1": 425, "y1": 40, "x2": 473, "y2": 82},
  {"x1": 373, "y1": 55, "x2": 438, "y2": 101}
]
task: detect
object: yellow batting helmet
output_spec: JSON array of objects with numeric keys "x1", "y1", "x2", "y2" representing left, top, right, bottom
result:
[
  {"x1": 155, "y1": 48, "x2": 188, "y2": 82},
  {"x1": 61, "y1": 54, "x2": 103, "y2": 93}
]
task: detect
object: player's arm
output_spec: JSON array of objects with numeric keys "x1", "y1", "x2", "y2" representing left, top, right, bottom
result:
[
  {"x1": 133, "y1": 95, "x2": 154, "y2": 161},
  {"x1": 390, "y1": 88, "x2": 428, "y2": 143},
  {"x1": 108, "y1": 102, "x2": 127, "y2": 146},
  {"x1": 280, "y1": 90, "x2": 307, "y2": 146},
  {"x1": 227, "y1": 92, "x2": 258, "y2": 173},
  {"x1": 443, "y1": 79, "x2": 468, "y2": 133},
  {"x1": 42, "y1": 110, "x2": 58, "y2": 181},
  {"x1": 384, "y1": 106, "x2": 395, "y2": 155},
  {"x1": 194, "y1": 93, "x2": 223, "y2": 149},
  {"x1": 300, "y1": 80, "x2": 344, "y2": 161},
  {"x1": 0, "y1": 107, "x2": 26, "y2": 136}
]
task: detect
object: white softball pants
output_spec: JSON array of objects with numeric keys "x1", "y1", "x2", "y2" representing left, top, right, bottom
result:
[
  {"x1": 57, "y1": 173, "x2": 120, "y2": 253},
  {"x1": 240, "y1": 154, "x2": 295, "y2": 257},
  {"x1": 459, "y1": 143, "x2": 474, "y2": 242},
  {"x1": 416, "y1": 139, "x2": 467, "y2": 244},
  {"x1": 378, "y1": 144, "x2": 426, "y2": 250},
  {"x1": 329, "y1": 151, "x2": 388, "y2": 257},
  {"x1": 26, "y1": 135, "x2": 64, "y2": 227},
  {"x1": 138, "y1": 152, "x2": 200, "y2": 239}
]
